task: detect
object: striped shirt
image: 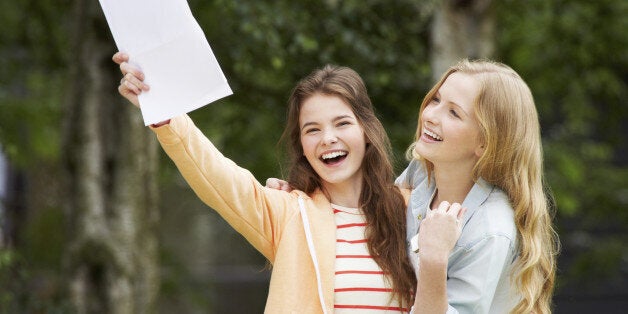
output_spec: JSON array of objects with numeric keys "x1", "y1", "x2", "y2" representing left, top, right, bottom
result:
[{"x1": 332, "y1": 204, "x2": 407, "y2": 313}]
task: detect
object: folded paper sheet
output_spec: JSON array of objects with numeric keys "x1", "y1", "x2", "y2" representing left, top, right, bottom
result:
[{"x1": 99, "y1": 0, "x2": 232, "y2": 125}]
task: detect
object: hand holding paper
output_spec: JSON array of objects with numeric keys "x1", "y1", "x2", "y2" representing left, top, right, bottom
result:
[
  {"x1": 115, "y1": 52, "x2": 148, "y2": 108},
  {"x1": 99, "y1": 0, "x2": 232, "y2": 125}
]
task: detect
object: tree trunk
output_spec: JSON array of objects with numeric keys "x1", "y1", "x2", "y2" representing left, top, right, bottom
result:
[
  {"x1": 62, "y1": 1, "x2": 159, "y2": 313},
  {"x1": 430, "y1": 0, "x2": 495, "y2": 82}
]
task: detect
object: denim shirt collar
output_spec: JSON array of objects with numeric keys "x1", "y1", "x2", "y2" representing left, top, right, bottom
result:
[
  {"x1": 460, "y1": 177, "x2": 494, "y2": 225},
  {"x1": 406, "y1": 176, "x2": 494, "y2": 241}
]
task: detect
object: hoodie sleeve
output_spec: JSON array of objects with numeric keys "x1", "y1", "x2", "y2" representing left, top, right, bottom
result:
[{"x1": 151, "y1": 114, "x2": 297, "y2": 261}]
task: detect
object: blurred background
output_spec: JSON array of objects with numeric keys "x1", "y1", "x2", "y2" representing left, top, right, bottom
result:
[{"x1": 1, "y1": 0, "x2": 626, "y2": 313}]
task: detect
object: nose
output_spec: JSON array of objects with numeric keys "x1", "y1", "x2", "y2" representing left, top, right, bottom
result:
[
  {"x1": 421, "y1": 105, "x2": 439, "y2": 126},
  {"x1": 322, "y1": 128, "x2": 338, "y2": 145}
]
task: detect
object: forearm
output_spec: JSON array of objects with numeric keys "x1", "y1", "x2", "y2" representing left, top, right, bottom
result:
[
  {"x1": 413, "y1": 253, "x2": 449, "y2": 313},
  {"x1": 158, "y1": 116, "x2": 268, "y2": 215},
  {"x1": 152, "y1": 114, "x2": 284, "y2": 257}
]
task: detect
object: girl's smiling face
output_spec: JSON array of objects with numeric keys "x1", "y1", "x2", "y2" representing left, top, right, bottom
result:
[
  {"x1": 415, "y1": 72, "x2": 485, "y2": 165},
  {"x1": 299, "y1": 93, "x2": 367, "y2": 190}
]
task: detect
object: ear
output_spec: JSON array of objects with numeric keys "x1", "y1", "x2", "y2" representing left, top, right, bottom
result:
[{"x1": 474, "y1": 144, "x2": 485, "y2": 158}]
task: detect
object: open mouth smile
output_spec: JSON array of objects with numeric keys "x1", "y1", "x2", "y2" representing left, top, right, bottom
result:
[
  {"x1": 423, "y1": 128, "x2": 443, "y2": 141},
  {"x1": 320, "y1": 150, "x2": 348, "y2": 165}
]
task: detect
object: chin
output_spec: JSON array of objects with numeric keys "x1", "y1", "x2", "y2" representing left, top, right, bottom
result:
[
  {"x1": 414, "y1": 148, "x2": 435, "y2": 162},
  {"x1": 414, "y1": 144, "x2": 427, "y2": 157}
]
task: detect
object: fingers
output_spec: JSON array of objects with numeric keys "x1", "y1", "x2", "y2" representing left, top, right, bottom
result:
[
  {"x1": 457, "y1": 207, "x2": 467, "y2": 220},
  {"x1": 280, "y1": 183, "x2": 293, "y2": 192},
  {"x1": 113, "y1": 51, "x2": 149, "y2": 91},
  {"x1": 434, "y1": 200, "x2": 451, "y2": 213},
  {"x1": 447, "y1": 202, "x2": 463, "y2": 219},
  {"x1": 121, "y1": 72, "x2": 149, "y2": 94},
  {"x1": 265, "y1": 178, "x2": 293, "y2": 192},
  {"x1": 112, "y1": 52, "x2": 128, "y2": 65},
  {"x1": 266, "y1": 178, "x2": 280, "y2": 189},
  {"x1": 118, "y1": 72, "x2": 145, "y2": 109},
  {"x1": 430, "y1": 201, "x2": 465, "y2": 224},
  {"x1": 112, "y1": 52, "x2": 145, "y2": 108},
  {"x1": 118, "y1": 84, "x2": 140, "y2": 108},
  {"x1": 119, "y1": 62, "x2": 145, "y2": 81}
]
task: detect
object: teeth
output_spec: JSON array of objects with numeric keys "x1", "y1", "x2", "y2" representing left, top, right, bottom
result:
[
  {"x1": 424, "y1": 129, "x2": 442, "y2": 141},
  {"x1": 321, "y1": 151, "x2": 347, "y2": 160}
]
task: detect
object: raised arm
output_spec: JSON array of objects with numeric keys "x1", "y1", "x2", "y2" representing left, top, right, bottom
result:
[{"x1": 111, "y1": 52, "x2": 296, "y2": 260}]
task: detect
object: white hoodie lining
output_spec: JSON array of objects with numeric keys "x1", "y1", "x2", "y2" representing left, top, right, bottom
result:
[{"x1": 298, "y1": 197, "x2": 328, "y2": 314}]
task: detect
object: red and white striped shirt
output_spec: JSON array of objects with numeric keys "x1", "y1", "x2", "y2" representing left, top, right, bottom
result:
[{"x1": 332, "y1": 204, "x2": 407, "y2": 313}]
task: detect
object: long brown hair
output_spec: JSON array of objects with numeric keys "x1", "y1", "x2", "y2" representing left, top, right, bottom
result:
[
  {"x1": 280, "y1": 65, "x2": 416, "y2": 308},
  {"x1": 413, "y1": 59, "x2": 559, "y2": 313}
]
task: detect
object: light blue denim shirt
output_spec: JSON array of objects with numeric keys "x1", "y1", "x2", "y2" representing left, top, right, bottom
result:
[{"x1": 396, "y1": 159, "x2": 519, "y2": 314}]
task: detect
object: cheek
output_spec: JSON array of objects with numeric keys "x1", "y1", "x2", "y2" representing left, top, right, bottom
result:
[
  {"x1": 454, "y1": 126, "x2": 482, "y2": 150},
  {"x1": 420, "y1": 107, "x2": 433, "y2": 121},
  {"x1": 353, "y1": 132, "x2": 368, "y2": 155},
  {"x1": 465, "y1": 123, "x2": 483, "y2": 143},
  {"x1": 300, "y1": 137, "x2": 315, "y2": 157},
  {"x1": 362, "y1": 132, "x2": 370, "y2": 145}
]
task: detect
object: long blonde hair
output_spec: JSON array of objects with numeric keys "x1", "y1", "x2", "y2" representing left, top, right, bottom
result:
[{"x1": 413, "y1": 59, "x2": 559, "y2": 313}]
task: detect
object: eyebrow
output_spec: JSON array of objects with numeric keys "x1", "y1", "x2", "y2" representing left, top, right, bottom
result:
[
  {"x1": 435, "y1": 91, "x2": 471, "y2": 118},
  {"x1": 301, "y1": 115, "x2": 356, "y2": 131},
  {"x1": 452, "y1": 102, "x2": 470, "y2": 117}
]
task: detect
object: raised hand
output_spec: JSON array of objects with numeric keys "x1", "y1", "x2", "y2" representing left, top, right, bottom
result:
[
  {"x1": 112, "y1": 52, "x2": 149, "y2": 108},
  {"x1": 416, "y1": 201, "x2": 466, "y2": 261}
]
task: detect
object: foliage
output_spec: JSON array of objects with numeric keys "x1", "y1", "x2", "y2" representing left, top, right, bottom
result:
[
  {"x1": 0, "y1": 0, "x2": 69, "y2": 167},
  {"x1": 0, "y1": 0, "x2": 70, "y2": 310},
  {"x1": 0, "y1": 248, "x2": 71, "y2": 313},
  {"x1": 495, "y1": 0, "x2": 628, "y2": 290}
]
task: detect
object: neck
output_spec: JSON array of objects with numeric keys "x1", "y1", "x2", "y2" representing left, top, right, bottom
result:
[
  {"x1": 431, "y1": 161, "x2": 476, "y2": 207},
  {"x1": 322, "y1": 181, "x2": 362, "y2": 208}
]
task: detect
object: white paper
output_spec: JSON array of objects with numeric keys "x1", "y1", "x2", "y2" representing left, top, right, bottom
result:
[{"x1": 98, "y1": 0, "x2": 232, "y2": 125}]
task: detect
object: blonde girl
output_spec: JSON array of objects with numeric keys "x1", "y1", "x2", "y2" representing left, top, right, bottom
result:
[{"x1": 398, "y1": 59, "x2": 559, "y2": 313}]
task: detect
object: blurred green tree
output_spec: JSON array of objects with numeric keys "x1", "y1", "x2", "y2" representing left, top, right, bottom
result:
[
  {"x1": 1, "y1": 0, "x2": 161, "y2": 312},
  {"x1": 61, "y1": 0, "x2": 160, "y2": 313}
]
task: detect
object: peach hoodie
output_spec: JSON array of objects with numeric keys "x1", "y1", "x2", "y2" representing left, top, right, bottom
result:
[{"x1": 152, "y1": 114, "x2": 337, "y2": 313}]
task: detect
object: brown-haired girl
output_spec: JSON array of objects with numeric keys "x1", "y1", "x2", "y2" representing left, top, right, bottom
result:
[{"x1": 114, "y1": 52, "x2": 420, "y2": 312}]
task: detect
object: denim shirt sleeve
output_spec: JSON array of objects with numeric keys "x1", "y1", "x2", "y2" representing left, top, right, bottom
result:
[
  {"x1": 445, "y1": 234, "x2": 516, "y2": 314},
  {"x1": 395, "y1": 160, "x2": 414, "y2": 188},
  {"x1": 395, "y1": 159, "x2": 427, "y2": 189}
]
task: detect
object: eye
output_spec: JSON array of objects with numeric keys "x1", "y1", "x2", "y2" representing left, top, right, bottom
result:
[
  {"x1": 303, "y1": 127, "x2": 320, "y2": 134},
  {"x1": 449, "y1": 109, "x2": 460, "y2": 118},
  {"x1": 432, "y1": 96, "x2": 441, "y2": 103},
  {"x1": 336, "y1": 120, "x2": 352, "y2": 127}
]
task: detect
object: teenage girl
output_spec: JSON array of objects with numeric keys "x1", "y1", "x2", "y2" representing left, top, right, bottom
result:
[{"x1": 398, "y1": 59, "x2": 559, "y2": 314}]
